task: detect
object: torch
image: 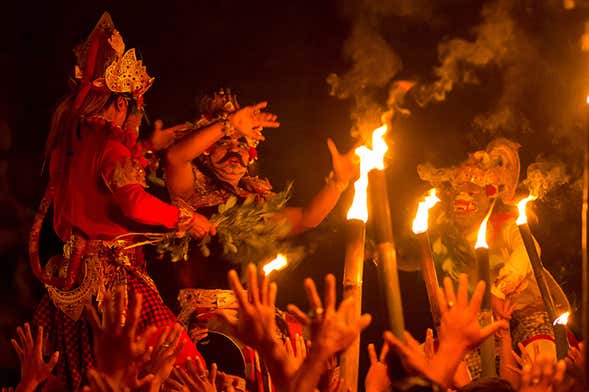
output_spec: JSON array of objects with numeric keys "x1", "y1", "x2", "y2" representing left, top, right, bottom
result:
[
  {"x1": 262, "y1": 254, "x2": 288, "y2": 276},
  {"x1": 516, "y1": 196, "x2": 569, "y2": 360},
  {"x1": 475, "y1": 202, "x2": 497, "y2": 377},
  {"x1": 366, "y1": 125, "x2": 406, "y2": 340},
  {"x1": 411, "y1": 189, "x2": 442, "y2": 327},
  {"x1": 340, "y1": 126, "x2": 388, "y2": 391}
]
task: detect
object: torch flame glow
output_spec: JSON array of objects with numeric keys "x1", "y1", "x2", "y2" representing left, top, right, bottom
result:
[
  {"x1": 586, "y1": 95, "x2": 589, "y2": 104},
  {"x1": 346, "y1": 124, "x2": 389, "y2": 222},
  {"x1": 262, "y1": 254, "x2": 288, "y2": 275},
  {"x1": 412, "y1": 189, "x2": 440, "y2": 234},
  {"x1": 516, "y1": 195, "x2": 538, "y2": 226},
  {"x1": 475, "y1": 214, "x2": 491, "y2": 249},
  {"x1": 553, "y1": 311, "x2": 570, "y2": 326}
]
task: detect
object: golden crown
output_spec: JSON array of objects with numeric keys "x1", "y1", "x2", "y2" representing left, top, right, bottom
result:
[{"x1": 105, "y1": 48, "x2": 154, "y2": 99}]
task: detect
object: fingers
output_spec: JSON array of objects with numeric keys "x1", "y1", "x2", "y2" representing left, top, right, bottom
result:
[
  {"x1": 379, "y1": 341, "x2": 389, "y2": 362},
  {"x1": 209, "y1": 363, "x2": 218, "y2": 384},
  {"x1": 468, "y1": 281, "x2": 486, "y2": 314},
  {"x1": 303, "y1": 278, "x2": 323, "y2": 313},
  {"x1": 268, "y1": 282, "x2": 277, "y2": 309},
  {"x1": 327, "y1": 138, "x2": 339, "y2": 159},
  {"x1": 246, "y1": 264, "x2": 261, "y2": 306},
  {"x1": 436, "y1": 286, "x2": 448, "y2": 316},
  {"x1": 154, "y1": 119, "x2": 163, "y2": 131},
  {"x1": 34, "y1": 325, "x2": 44, "y2": 359},
  {"x1": 125, "y1": 293, "x2": 142, "y2": 340},
  {"x1": 443, "y1": 277, "x2": 457, "y2": 308},
  {"x1": 324, "y1": 274, "x2": 336, "y2": 312},
  {"x1": 287, "y1": 304, "x2": 310, "y2": 326},
  {"x1": 253, "y1": 102, "x2": 268, "y2": 110},
  {"x1": 228, "y1": 270, "x2": 250, "y2": 312},
  {"x1": 368, "y1": 343, "x2": 377, "y2": 364},
  {"x1": 456, "y1": 274, "x2": 469, "y2": 308},
  {"x1": 479, "y1": 320, "x2": 509, "y2": 342}
]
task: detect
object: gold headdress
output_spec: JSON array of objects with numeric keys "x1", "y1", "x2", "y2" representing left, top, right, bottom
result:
[
  {"x1": 418, "y1": 138, "x2": 521, "y2": 203},
  {"x1": 105, "y1": 48, "x2": 154, "y2": 104}
]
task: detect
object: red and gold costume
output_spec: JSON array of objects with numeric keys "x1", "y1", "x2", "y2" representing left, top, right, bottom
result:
[{"x1": 29, "y1": 13, "x2": 201, "y2": 390}]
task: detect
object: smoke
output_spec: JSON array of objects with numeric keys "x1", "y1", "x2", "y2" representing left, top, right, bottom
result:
[
  {"x1": 522, "y1": 158, "x2": 570, "y2": 199},
  {"x1": 327, "y1": 0, "x2": 432, "y2": 140}
]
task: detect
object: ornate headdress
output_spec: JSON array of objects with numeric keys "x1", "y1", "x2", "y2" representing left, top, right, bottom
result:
[
  {"x1": 72, "y1": 12, "x2": 153, "y2": 110},
  {"x1": 418, "y1": 138, "x2": 521, "y2": 203}
]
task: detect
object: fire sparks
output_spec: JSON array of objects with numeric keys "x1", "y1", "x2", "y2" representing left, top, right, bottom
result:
[
  {"x1": 553, "y1": 311, "x2": 570, "y2": 326},
  {"x1": 346, "y1": 124, "x2": 389, "y2": 222},
  {"x1": 411, "y1": 189, "x2": 440, "y2": 235},
  {"x1": 262, "y1": 254, "x2": 288, "y2": 275},
  {"x1": 516, "y1": 195, "x2": 537, "y2": 226}
]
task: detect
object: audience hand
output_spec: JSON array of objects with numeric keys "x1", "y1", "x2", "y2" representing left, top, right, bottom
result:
[
  {"x1": 364, "y1": 343, "x2": 391, "y2": 392},
  {"x1": 11, "y1": 323, "x2": 59, "y2": 392},
  {"x1": 168, "y1": 359, "x2": 218, "y2": 392},
  {"x1": 518, "y1": 356, "x2": 567, "y2": 392},
  {"x1": 86, "y1": 289, "x2": 156, "y2": 388}
]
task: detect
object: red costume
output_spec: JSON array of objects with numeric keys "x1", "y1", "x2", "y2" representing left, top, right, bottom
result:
[{"x1": 29, "y1": 13, "x2": 201, "y2": 391}]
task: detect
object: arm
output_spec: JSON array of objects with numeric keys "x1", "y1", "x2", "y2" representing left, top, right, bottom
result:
[
  {"x1": 279, "y1": 139, "x2": 358, "y2": 235},
  {"x1": 102, "y1": 141, "x2": 180, "y2": 228}
]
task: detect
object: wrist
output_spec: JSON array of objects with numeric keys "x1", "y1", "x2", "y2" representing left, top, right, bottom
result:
[
  {"x1": 324, "y1": 171, "x2": 348, "y2": 193},
  {"x1": 428, "y1": 342, "x2": 468, "y2": 387},
  {"x1": 16, "y1": 379, "x2": 38, "y2": 392}
]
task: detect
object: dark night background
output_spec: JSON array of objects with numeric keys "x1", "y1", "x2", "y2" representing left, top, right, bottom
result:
[{"x1": 1, "y1": 0, "x2": 589, "y2": 389}]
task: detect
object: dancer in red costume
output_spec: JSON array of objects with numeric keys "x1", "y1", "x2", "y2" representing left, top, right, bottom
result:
[{"x1": 29, "y1": 13, "x2": 210, "y2": 391}]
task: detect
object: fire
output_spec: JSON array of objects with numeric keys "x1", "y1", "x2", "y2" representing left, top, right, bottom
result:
[
  {"x1": 553, "y1": 311, "x2": 570, "y2": 326},
  {"x1": 262, "y1": 254, "x2": 288, "y2": 275},
  {"x1": 346, "y1": 124, "x2": 389, "y2": 222},
  {"x1": 516, "y1": 195, "x2": 537, "y2": 226},
  {"x1": 586, "y1": 95, "x2": 589, "y2": 104},
  {"x1": 475, "y1": 213, "x2": 491, "y2": 249},
  {"x1": 411, "y1": 189, "x2": 440, "y2": 235}
]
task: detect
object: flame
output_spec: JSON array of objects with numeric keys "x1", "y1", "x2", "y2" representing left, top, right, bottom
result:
[
  {"x1": 411, "y1": 189, "x2": 440, "y2": 234},
  {"x1": 586, "y1": 95, "x2": 589, "y2": 104},
  {"x1": 516, "y1": 195, "x2": 537, "y2": 225},
  {"x1": 475, "y1": 214, "x2": 491, "y2": 249},
  {"x1": 553, "y1": 311, "x2": 570, "y2": 326},
  {"x1": 346, "y1": 124, "x2": 389, "y2": 222},
  {"x1": 262, "y1": 254, "x2": 288, "y2": 275}
]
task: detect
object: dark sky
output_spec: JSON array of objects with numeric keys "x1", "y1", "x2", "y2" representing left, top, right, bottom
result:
[{"x1": 2, "y1": 0, "x2": 589, "y2": 386}]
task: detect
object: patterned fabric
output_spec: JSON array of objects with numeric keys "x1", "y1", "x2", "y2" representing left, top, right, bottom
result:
[
  {"x1": 33, "y1": 247, "x2": 176, "y2": 391},
  {"x1": 511, "y1": 310, "x2": 554, "y2": 346}
]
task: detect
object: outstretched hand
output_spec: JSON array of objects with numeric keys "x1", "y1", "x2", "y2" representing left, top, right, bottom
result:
[
  {"x1": 229, "y1": 102, "x2": 280, "y2": 141},
  {"x1": 326, "y1": 138, "x2": 359, "y2": 188},
  {"x1": 11, "y1": 323, "x2": 59, "y2": 392}
]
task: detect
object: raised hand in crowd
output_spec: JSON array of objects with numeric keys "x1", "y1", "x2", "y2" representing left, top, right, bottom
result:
[
  {"x1": 220, "y1": 264, "x2": 296, "y2": 386},
  {"x1": 386, "y1": 274, "x2": 507, "y2": 388},
  {"x1": 10, "y1": 323, "x2": 59, "y2": 392},
  {"x1": 364, "y1": 343, "x2": 391, "y2": 392},
  {"x1": 143, "y1": 323, "x2": 188, "y2": 391},
  {"x1": 565, "y1": 343, "x2": 585, "y2": 392},
  {"x1": 518, "y1": 355, "x2": 567, "y2": 392},
  {"x1": 284, "y1": 333, "x2": 308, "y2": 373},
  {"x1": 229, "y1": 102, "x2": 280, "y2": 141},
  {"x1": 286, "y1": 274, "x2": 371, "y2": 392},
  {"x1": 167, "y1": 358, "x2": 218, "y2": 392},
  {"x1": 86, "y1": 289, "x2": 156, "y2": 389}
]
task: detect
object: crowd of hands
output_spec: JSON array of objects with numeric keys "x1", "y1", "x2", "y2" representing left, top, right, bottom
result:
[{"x1": 4, "y1": 266, "x2": 587, "y2": 392}]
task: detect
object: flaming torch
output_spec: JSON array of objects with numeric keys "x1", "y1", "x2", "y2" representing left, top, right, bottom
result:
[
  {"x1": 411, "y1": 189, "x2": 441, "y2": 326},
  {"x1": 366, "y1": 125, "x2": 406, "y2": 340},
  {"x1": 474, "y1": 204, "x2": 497, "y2": 377},
  {"x1": 262, "y1": 254, "x2": 288, "y2": 276},
  {"x1": 340, "y1": 125, "x2": 387, "y2": 391},
  {"x1": 516, "y1": 196, "x2": 569, "y2": 359}
]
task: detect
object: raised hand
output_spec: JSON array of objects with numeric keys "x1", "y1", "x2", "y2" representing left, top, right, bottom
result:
[
  {"x1": 518, "y1": 356, "x2": 567, "y2": 392},
  {"x1": 85, "y1": 289, "x2": 156, "y2": 387},
  {"x1": 364, "y1": 343, "x2": 391, "y2": 392},
  {"x1": 437, "y1": 274, "x2": 508, "y2": 351},
  {"x1": 284, "y1": 334, "x2": 308, "y2": 373},
  {"x1": 149, "y1": 119, "x2": 194, "y2": 151},
  {"x1": 229, "y1": 102, "x2": 280, "y2": 141},
  {"x1": 144, "y1": 323, "x2": 188, "y2": 388},
  {"x1": 10, "y1": 323, "x2": 59, "y2": 392},
  {"x1": 326, "y1": 139, "x2": 359, "y2": 189},
  {"x1": 168, "y1": 358, "x2": 218, "y2": 392},
  {"x1": 220, "y1": 264, "x2": 278, "y2": 349}
]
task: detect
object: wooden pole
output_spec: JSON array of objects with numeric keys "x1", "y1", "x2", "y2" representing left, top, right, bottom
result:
[
  {"x1": 475, "y1": 247, "x2": 497, "y2": 377},
  {"x1": 368, "y1": 169, "x2": 406, "y2": 339},
  {"x1": 416, "y1": 232, "x2": 441, "y2": 327},
  {"x1": 340, "y1": 219, "x2": 366, "y2": 392}
]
